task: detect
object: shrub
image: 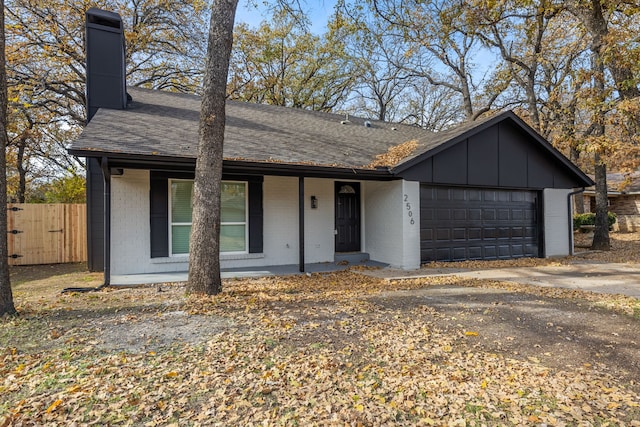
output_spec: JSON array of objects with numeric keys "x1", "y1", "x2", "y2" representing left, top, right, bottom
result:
[{"x1": 573, "y1": 212, "x2": 617, "y2": 231}]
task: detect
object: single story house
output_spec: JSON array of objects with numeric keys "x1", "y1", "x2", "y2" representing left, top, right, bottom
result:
[
  {"x1": 70, "y1": 9, "x2": 594, "y2": 283},
  {"x1": 582, "y1": 172, "x2": 640, "y2": 232}
]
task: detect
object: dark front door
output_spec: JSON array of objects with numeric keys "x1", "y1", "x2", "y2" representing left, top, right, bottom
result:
[{"x1": 335, "y1": 182, "x2": 361, "y2": 252}]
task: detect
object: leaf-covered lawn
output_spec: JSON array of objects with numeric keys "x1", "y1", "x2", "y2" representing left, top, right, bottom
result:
[{"x1": 3, "y1": 264, "x2": 640, "y2": 426}]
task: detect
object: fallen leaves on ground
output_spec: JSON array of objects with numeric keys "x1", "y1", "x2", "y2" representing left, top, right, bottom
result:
[
  {"x1": 573, "y1": 232, "x2": 640, "y2": 263},
  {"x1": 2, "y1": 267, "x2": 640, "y2": 425},
  {"x1": 423, "y1": 232, "x2": 640, "y2": 269}
]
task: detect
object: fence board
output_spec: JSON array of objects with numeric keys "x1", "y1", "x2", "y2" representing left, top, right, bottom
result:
[{"x1": 7, "y1": 204, "x2": 87, "y2": 265}]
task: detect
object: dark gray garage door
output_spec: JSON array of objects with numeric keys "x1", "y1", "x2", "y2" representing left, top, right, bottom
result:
[{"x1": 420, "y1": 185, "x2": 540, "y2": 262}]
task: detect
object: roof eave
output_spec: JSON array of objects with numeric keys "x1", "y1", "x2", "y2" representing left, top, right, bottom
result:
[{"x1": 70, "y1": 149, "x2": 395, "y2": 180}]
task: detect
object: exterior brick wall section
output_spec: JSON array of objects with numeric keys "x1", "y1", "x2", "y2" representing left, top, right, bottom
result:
[
  {"x1": 610, "y1": 195, "x2": 640, "y2": 232},
  {"x1": 579, "y1": 194, "x2": 640, "y2": 232}
]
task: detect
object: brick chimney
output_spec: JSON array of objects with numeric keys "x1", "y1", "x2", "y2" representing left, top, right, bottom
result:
[{"x1": 85, "y1": 8, "x2": 127, "y2": 122}]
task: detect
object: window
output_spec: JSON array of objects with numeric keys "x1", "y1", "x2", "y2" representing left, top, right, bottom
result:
[{"x1": 169, "y1": 180, "x2": 247, "y2": 255}]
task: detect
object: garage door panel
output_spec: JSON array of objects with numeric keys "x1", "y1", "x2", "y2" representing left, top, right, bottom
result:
[
  {"x1": 469, "y1": 209, "x2": 482, "y2": 220},
  {"x1": 468, "y1": 246, "x2": 482, "y2": 259},
  {"x1": 436, "y1": 248, "x2": 451, "y2": 261},
  {"x1": 437, "y1": 209, "x2": 451, "y2": 220},
  {"x1": 421, "y1": 208, "x2": 434, "y2": 221},
  {"x1": 421, "y1": 228, "x2": 433, "y2": 242},
  {"x1": 436, "y1": 229, "x2": 450, "y2": 240},
  {"x1": 452, "y1": 228, "x2": 466, "y2": 240},
  {"x1": 498, "y1": 227, "x2": 510, "y2": 239},
  {"x1": 436, "y1": 188, "x2": 450, "y2": 200},
  {"x1": 452, "y1": 188, "x2": 466, "y2": 200},
  {"x1": 483, "y1": 191, "x2": 497, "y2": 201},
  {"x1": 525, "y1": 226, "x2": 536, "y2": 238},
  {"x1": 468, "y1": 190, "x2": 482, "y2": 201},
  {"x1": 483, "y1": 246, "x2": 497, "y2": 258},
  {"x1": 468, "y1": 228, "x2": 482, "y2": 240},
  {"x1": 452, "y1": 247, "x2": 466, "y2": 260},
  {"x1": 483, "y1": 209, "x2": 496, "y2": 220},
  {"x1": 498, "y1": 245, "x2": 512, "y2": 257},
  {"x1": 483, "y1": 227, "x2": 497, "y2": 239},
  {"x1": 453, "y1": 209, "x2": 466, "y2": 220},
  {"x1": 421, "y1": 185, "x2": 539, "y2": 262}
]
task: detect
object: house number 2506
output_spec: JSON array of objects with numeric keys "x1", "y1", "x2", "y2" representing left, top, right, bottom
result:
[{"x1": 404, "y1": 194, "x2": 415, "y2": 225}]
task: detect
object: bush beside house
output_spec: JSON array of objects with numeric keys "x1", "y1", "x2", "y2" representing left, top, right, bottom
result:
[{"x1": 573, "y1": 212, "x2": 617, "y2": 232}]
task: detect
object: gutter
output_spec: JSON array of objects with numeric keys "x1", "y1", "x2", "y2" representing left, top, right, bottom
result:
[
  {"x1": 66, "y1": 150, "x2": 395, "y2": 180},
  {"x1": 567, "y1": 188, "x2": 585, "y2": 256},
  {"x1": 62, "y1": 157, "x2": 112, "y2": 293}
]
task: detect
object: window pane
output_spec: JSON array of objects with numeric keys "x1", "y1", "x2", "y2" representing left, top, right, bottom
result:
[
  {"x1": 172, "y1": 225, "x2": 191, "y2": 254},
  {"x1": 221, "y1": 182, "x2": 246, "y2": 222},
  {"x1": 221, "y1": 224, "x2": 245, "y2": 252},
  {"x1": 171, "y1": 181, "x2": 193, "y2": 223}
]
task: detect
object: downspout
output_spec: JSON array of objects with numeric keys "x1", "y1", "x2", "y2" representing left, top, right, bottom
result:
[
  {"x1": 567, "y1": 188, "x2": 585, "y2": 256},
  {"x1": 299, "y1": 177, "x2": 305, "y2": 272},
  {"x1": 62, "y1": 156, "x2": 111, "y2": 293}
]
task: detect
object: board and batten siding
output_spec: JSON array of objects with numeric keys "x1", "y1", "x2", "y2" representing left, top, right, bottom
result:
[
  {"x1": 364, "y1": 180, "x2": 420, "y2": 269},
  {"x1": 543, "y1": 188, "x2": 573, "y2": 257}
]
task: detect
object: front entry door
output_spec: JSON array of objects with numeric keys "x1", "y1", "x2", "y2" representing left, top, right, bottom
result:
[{"x1": 335, "y1": 182, "x2": 361, "y2": 252}]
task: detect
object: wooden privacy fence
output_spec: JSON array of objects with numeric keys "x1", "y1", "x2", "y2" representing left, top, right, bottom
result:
[{"x1": 7, "y1": 203, "x2": 87, "y2": 266}]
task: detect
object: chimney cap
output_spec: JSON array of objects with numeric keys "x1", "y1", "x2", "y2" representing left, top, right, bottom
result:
[{"x1": 86, "y1": 8, "x2": 123, "y2": 30}]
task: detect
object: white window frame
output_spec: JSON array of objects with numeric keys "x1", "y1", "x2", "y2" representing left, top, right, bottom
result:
[{"x1": 168, "y1": 179, "x2": 249, "y2": 256}]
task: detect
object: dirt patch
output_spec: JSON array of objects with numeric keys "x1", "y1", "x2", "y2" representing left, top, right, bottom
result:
[
  {"x1": 369, "y1": 285, "x2": 640, "y2": 388},
  {"x1": 88, "y1": 310, "x2": 234, "y2": 353},
  {"x1": 10, "y1": 262, "x2": 88, "y2": 285}
]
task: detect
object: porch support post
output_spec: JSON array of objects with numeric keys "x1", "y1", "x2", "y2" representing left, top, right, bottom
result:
[
  {"x1": 99, "y1": 156, "x2": 111, "y2": 286},
  {"x1": 298, "y1": 176, "x2": 305, "y2": 272}
]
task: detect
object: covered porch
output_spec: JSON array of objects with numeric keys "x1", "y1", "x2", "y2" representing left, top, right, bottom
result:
[{"x1": 110, "y1": 259, "x2": 387, "y2": 286}]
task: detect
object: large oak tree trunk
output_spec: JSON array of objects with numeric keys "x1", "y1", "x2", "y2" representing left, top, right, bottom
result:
[
  {"x1": 592, "y1": 155, "x2": 610, "y2": 250},
  {"x1": 572, "y1": 0, "x2": 610, "y2": 250},
  {"x1": 0, "y1": 0, "x2": 16, "y2": 316},
  {"x1": 186, "y1": 0, "x2": 238, "y2": 295}
]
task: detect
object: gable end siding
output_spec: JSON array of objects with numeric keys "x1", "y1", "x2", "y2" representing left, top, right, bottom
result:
[
  {"x1": 398, "y1": 120, "x2": 579, "y2": 190},
  {"x1": 149, "y1": 171, "x2": 263, "y2": 257}
]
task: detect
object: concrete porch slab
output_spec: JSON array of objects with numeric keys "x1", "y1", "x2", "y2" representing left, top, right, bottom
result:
[{"x1": 110, "y1": 260, "x2": 387, "y2": 286}]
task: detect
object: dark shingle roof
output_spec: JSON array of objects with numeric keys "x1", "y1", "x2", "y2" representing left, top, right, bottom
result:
[
  {"x1": 70, "y1": 87, "x2": 593, "y2": 188},
  {"x1": 70, "y1": 87, "x2": 434, "y2": 169}
]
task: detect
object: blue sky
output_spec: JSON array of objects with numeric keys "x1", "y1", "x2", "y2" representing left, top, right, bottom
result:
[{"x1": 235, "y1": 0, "x2": 337, "y2": 34}]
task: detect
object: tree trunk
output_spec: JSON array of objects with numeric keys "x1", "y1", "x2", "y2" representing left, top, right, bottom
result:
[
  {"x1": 16, "y1": 137, "x2": 26, "y2": 203},
  {"x1": 591, "y1": 154, "x2": 610, "y2": 250},
  {"x1": 569, "y1": 145, "x2": 585, "y2": 214},
  {"x1": 578, "y1": 0, "x2": 610, "y2": 250},
  {"x1": 0, "y1": 0, "x2": 16, "y2": 316},
  {"x1": 186, "y1": 0, "x2": 238, "y2": 295}
]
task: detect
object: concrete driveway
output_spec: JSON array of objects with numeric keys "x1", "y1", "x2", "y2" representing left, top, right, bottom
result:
[{"x1": 365, "y1": 261, "x2": 640, "y2": 298}]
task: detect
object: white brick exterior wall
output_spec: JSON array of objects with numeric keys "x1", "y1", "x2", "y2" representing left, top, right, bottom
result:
[
  {"x1": 364, "y1": 180, "x2": 420, "y2": 269},
  {"x1": 543, "y1": 188, "x2": 572, "y2": 257},
  {"x1": 304, "y1": 178, "x2": 337, "y2": 263},
  {"x1": 109, "y1": 172, "x2": 424, "y2": 275},
  {"x1": 110, "y1": 169, "x2": 154, "y2": 274}
]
